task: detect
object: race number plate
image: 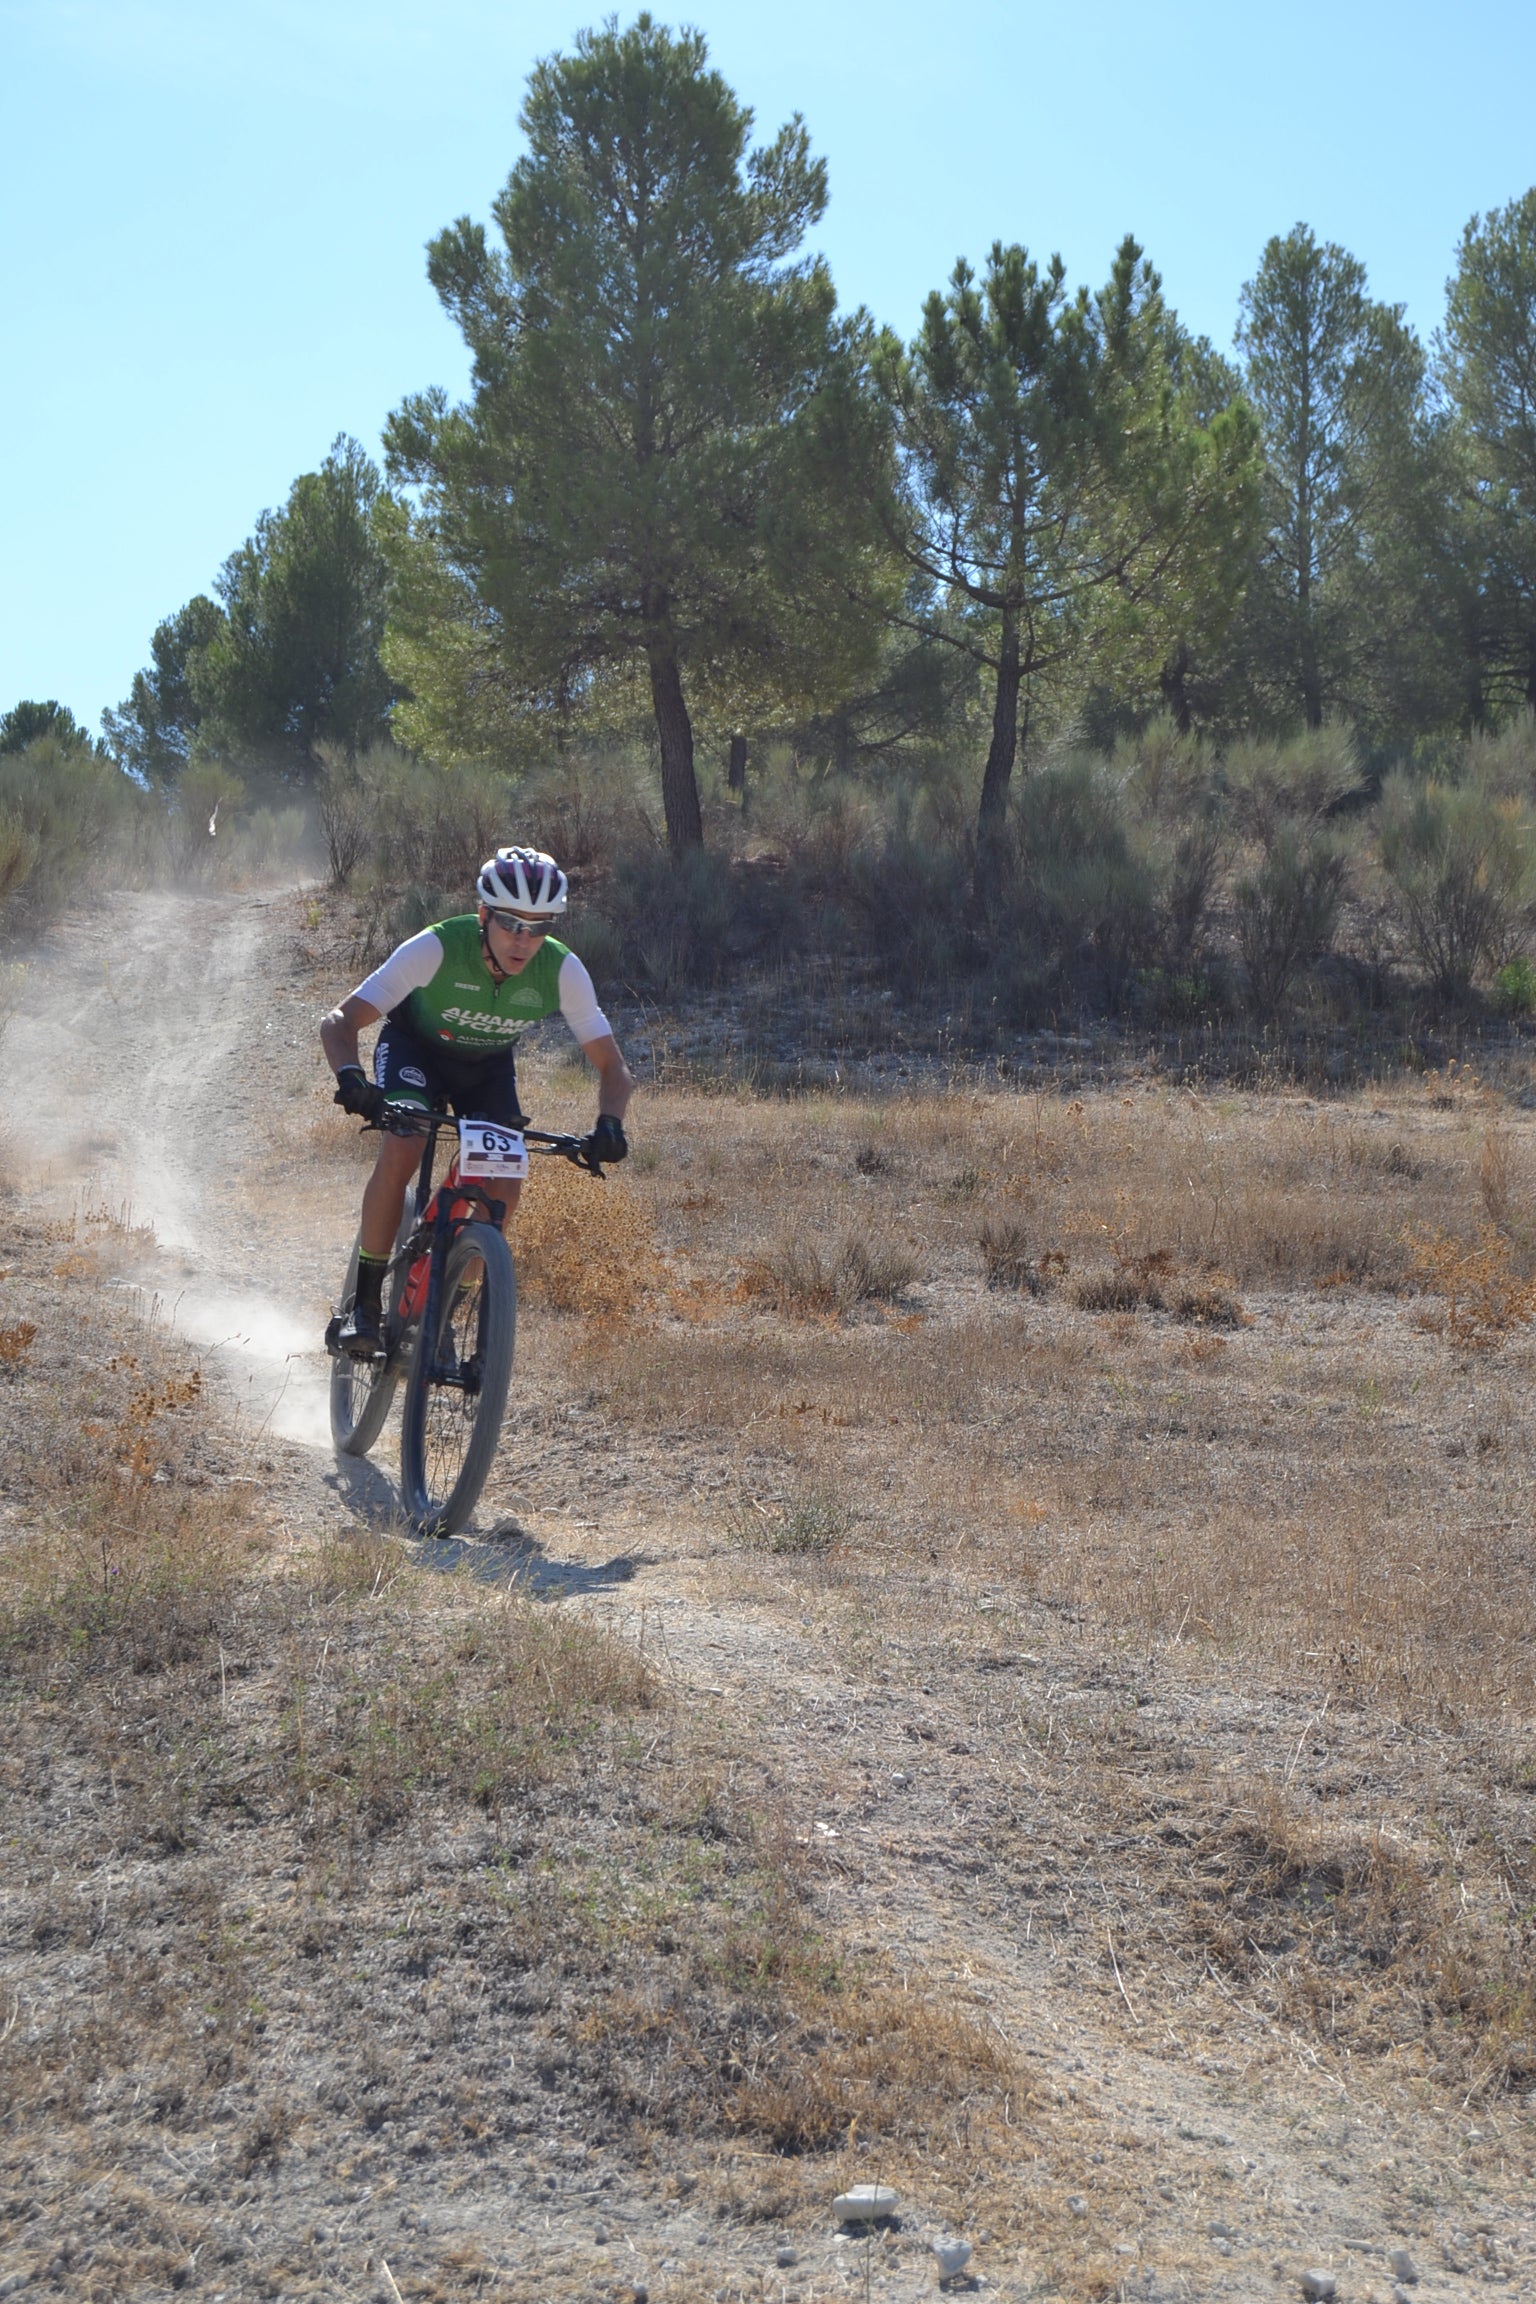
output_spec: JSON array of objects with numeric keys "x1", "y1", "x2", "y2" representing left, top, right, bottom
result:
[{"x1": 457, "y1": 1120, "x2": 529, "y2": 1181}]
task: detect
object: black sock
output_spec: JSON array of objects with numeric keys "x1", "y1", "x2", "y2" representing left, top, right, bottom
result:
[{"x1": 354, "y1": 1253, "x2": 386, "y2": 1317}]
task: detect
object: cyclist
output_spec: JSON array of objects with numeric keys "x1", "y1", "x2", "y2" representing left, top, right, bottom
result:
[{"x1": 319, "y1": 846, "x2": 633, "y2": 1357}]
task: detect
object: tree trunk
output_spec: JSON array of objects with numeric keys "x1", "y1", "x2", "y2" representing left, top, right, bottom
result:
[
  {"x1": 647, "y1": 643, "x2": 703, "y2": 852},
  {"x1": 1160, "y1": 642, "x2": 1195, "y2": 734},
  {"x1": 1300, "y1": 630, "x2": 1324, "y2": 729},
  {"x1": 727, "y1": 731, "x2": 747, "y2": 792},
  {"x1": 974, "y1": 610, "x2": 1022, "y2": 900}
]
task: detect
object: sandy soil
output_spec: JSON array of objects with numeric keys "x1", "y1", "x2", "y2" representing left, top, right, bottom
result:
[{"x1": 2, "y1": 889, "x2": 1533, "y2": 2304}]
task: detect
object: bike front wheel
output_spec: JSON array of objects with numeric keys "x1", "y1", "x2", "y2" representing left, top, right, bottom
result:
[
  {"x1": 329, "y1": 1233, "x2": 405, "y2": 1457},
  {"x1": 399, "y1": 1221, "x2": 516, "y2": 1536}
]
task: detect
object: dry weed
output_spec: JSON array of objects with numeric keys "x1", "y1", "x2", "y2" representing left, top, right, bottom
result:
[
  {"x1": 512, "y1": 1155, "x2": 662, "y2": 1318},
  {"x1": 723, "y1": 1981, "x2": 1020, "y2": 2155},
  {"x1": 1073, "y1": 1250, "x2": 1175, "y2": 1314},
  {"x1": 573, "y1": 1848, "x2": 1021, "y2": 2159},
  {"x1": 736, "y1": 1228, "x2": 920, "y2": 1317},
  {"x1": 1407, "y1": 1223, "x2": 1536, "y2": 1350},
  {"x1": 277, "y1": 1592, "x2": 658, "y2": 1831},
  {"x1": 0, "y1": 1318, "x2": 37, "y2": 1365},
  {"x1": 728, "y1": 1485, "x2": 854, "y2": 1555},
  {"x1": 978, "y1": 1215, "x2": 1047, "y2": 1292},
  {"x1": 1172, "y1": 1279, "x2": 1248, "y2": 1327},
  {"x1": 1478, "y1": 1122, "x2": 1522, "y2": 1231}
]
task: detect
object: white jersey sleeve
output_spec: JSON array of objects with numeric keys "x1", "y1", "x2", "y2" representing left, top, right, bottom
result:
[
  {"x1": 557, "y1": 951, "x2": 612, "y2": 1044},
  {"x1": 350, "y1": 928, "x2": 445, "y2": 1015}
]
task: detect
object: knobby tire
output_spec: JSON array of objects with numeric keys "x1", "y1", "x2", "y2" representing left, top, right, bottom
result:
[{"x1": 399, "y1": 1221, "x2": 515, "y2": 1537}]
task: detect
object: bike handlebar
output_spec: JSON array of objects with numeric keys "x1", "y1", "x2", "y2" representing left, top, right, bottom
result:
[{"x1": 363, "y1": 1104, "x2": 608, "y2": 1177}]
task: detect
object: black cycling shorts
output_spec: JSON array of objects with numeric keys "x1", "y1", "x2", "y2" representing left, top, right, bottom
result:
[{"x1": 373, "y1": 1012, "x2": 525, "y2": 1127}]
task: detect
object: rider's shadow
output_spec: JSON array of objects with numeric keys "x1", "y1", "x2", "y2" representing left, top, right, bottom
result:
[
  {"x1": 320, "y1": 1466, "x2": 647, "y2": 1595},
  {"x1": 325, "y1": 1452, "x2": 406, "y2": 1528},
  {"x1": 414, "y1": 1519, "x2": 651, "y2": 1597}
]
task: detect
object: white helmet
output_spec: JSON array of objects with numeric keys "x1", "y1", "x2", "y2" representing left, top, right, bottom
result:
[{"x1": 476, "y1": 846, "x2": 568, "y2": 918}]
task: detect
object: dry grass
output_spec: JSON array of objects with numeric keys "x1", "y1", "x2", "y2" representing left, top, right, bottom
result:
[
  {"x1": 511, "y1": 1154, "x2": 662, "y2": 1318},
  {"x1": 736, "y1": 1226, "x2": 921, "y2": 1318},
  {"x1": 1177, "y1": 1780, "x2": 1536, "y2": 2097},
  {"x1": 13, "y1": 1017, "x2": 1536, "y2": 2283},
  {"x1": 978, "y1": 1215, "x2": 1053, "y2": 1292},
  {"x1": 1, "y1": 1191, "x2": 1030, "y2": 2291},
  {"x1": 556, "y1": 1075, "x2": 1536, "y2": 1727}
]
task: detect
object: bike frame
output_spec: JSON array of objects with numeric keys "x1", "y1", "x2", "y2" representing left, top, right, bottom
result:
[{"x1": 369, "y1": 1106, "x2": 601, "y2": 1380}]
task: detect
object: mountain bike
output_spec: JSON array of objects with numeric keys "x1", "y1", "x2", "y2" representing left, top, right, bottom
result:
[{"x1": 326, "y1": 1104, "x2": 604, "y2": 1537}]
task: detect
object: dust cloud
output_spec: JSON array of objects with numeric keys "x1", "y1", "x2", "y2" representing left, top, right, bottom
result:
[{"x1": 3, "y1": 889, "x2": 341, "y2": 1452}]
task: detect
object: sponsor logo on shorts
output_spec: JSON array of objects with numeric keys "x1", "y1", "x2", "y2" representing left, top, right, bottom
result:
[{"x1": 400, "y1": 1065, "x2": 427, "y2": 1087}]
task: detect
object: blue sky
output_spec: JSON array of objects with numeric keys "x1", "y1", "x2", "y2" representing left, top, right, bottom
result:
[{"x1": 5, "y1": 0, "x2": 1535, "y2": 733}]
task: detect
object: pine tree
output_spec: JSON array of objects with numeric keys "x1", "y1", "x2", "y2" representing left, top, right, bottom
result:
[{"x1": 384, "y1": 14, "x2": 887, "y2": 851}]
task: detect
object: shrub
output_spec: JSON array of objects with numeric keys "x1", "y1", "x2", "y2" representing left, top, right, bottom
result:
[
  {"x1": 978, "y1": 1217, "x2": 1043, "y2": 1292},
  {"x1": 1495, "y1": 955, "x2": 1536, "y2": 1015},
  {"x1": 729, "y1": 1486, "x2": 853, "y2": 1555},
  {"x1": 1460, "y1": 707, "x2": 1536, "y2": 801},
  {"x1": 0, "y1": 732, "x2": 157, "y2": 933},
  {"x1": 328, "y1": 743, "x2": 515, "y2": 900},
  {"x1": 0, "y1": 806, "x2": 39, "y2": 912},
  {"x1": 848, "y1": 827, "x2": 971, "y2": 971},
  {"x1": 1118, "y1": 719, "x2": 1227, "y2": 968},
  {"x1": 737, "y1": 1229, "x2": 921, "y2": 1317},
  {"x1": 1224, "y1": 724, "x2": 1360, "y2": 837},
  {"x1": 316, "y1": 747, "x2": 373, "y2": 885},
  {"x1": 0, "y1": 728, "x2": 158, "y2": 926},
  {"x1": 221, "y1": 804, "x2": 310, "y2": 881},
  {"x1": 1378, "y1": 773, "x2": 1534, "y2": 999},
  {"x1": 1234, "y1": 822, "x2": 1349, "y2": 1019},
  {"x1": 1010, "y1": 755, "x2": 1159, "y2": 1002},
  {"x1": 606, "y1": 844, "x2": 737, "y2": 990}
]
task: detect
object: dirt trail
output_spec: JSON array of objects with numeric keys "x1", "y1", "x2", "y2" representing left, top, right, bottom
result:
[
  {"x1": 4, "y1": 892, "x2": 1532, "y2": 2302},
  {"x1": 4, "y1": 890, "x2": 346, "y2": 1453}
]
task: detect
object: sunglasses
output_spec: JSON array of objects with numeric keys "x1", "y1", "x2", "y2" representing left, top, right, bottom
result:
[{"x1": 487, "y1": 912, "x2": 551, "y2": 938}]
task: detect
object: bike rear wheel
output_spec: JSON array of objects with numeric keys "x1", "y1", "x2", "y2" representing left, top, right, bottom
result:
[
  {"x1": 329, "y1": 1232, "x2": 405, "y2": 1457},
  {"x1": 399, "y1": 1221, "x2": 516, "y2": 1536}
]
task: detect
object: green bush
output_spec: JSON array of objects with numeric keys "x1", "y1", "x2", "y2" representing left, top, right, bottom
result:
[
  {"x1": 1116, "y1": 723, "x2": 1228, "y2": 971},
  {"x1": 1224, "y1": 724, "x2": 1360, "y2": 837},
  {"x1": 1010, "y1": 756, "x2": 1159, "y2": 1003},
  {"x1": 319, "y1": 743, "x2": 516, "y2": 898},
  {"x1": 0, "y1": 734, "x2": 156, "y2": 934},
  {"x1": 1234, "y1": 822, "x2": 1349, "y2": 1019},
  {"x1": 848, "y1": 828, "x2": 970, "y2": 970},
  {"x1": 1494, "y1": 956, "x2": 1536, "y2": 1016},
  {"x1": 605, "y1": 845, "x2": 738, "y2": 991},
  {"x1": 1377, "y1": 773, "x2": 1533, "y2": 999}
]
